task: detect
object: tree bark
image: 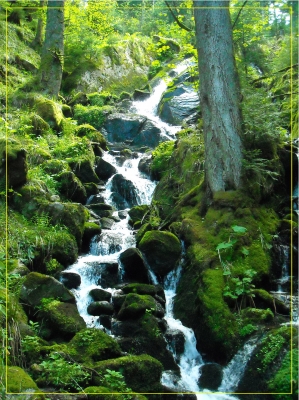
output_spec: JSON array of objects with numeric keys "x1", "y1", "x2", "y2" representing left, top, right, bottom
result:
[
  {"x1": 39, "y1": 0, "x2": 64, "y2": 98},
  {"x1": 30, "y1": 1, "x2": 45, "y2": 51},
  {"x1": 193, "y1": 1, "x2": 243, "y2": 193}
]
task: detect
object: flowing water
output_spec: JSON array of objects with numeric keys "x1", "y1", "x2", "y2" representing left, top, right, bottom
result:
[{"x1": 63, "y1": 63, "x2": 257, "y2": 396}]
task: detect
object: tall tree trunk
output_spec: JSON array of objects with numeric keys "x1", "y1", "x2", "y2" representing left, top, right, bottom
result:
[
  {"x1": 193, "y1": 1, "x2": 243, "y2": 193},
  {"x1": 30, "y1": 1, "x2": 46, "y2": 51},
  {"x1": 39, "y1": 0, "x2": 64, "y2": 98}
]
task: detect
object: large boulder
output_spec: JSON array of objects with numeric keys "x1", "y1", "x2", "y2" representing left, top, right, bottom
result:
[
  {"x1": 20, "y1": 272, "x2": 75, "y2": 307},
  {"x1": 89, "y1": 288, "x2": 111, "y2": 302},
  {"x1": 119, "y1": 248, "x2": 150, "y2": 283},
  {"x1": 59, "y1": 271, "x2": 81, "y2": 289},
  {"x1": 111, "y1": 174, "x2": 139, "y2": 208},
  {"x1": 35, "y1": 97, "x2": 64, "y2": 130},
  {"x1": 102, "y1": 113, "x2": 146, "y2": 142},
  {"x1": 87, "y1": 301, "x2": 114, "y2": 316},
  {"x1": 94, "y1": 156, "x2": 116, "y2": 180},
  {"x1": 68, "y1": 328, "x2": 122, "y2": 365},
  {"x1": 69, "y1": 159, "x2": 100, "y2": 184},
  {"x1": 92, "y1": 354, "x2": 163, "y2": 393},
  {"x1": 158, "y1": 84, "x2": 199, "y2": 125},
  {"x1": 0, "y1": 138, "x2": 27, "y2": 188},
  {"x1": 138, "y1": 231, "x2": 181, "y2": 277},
  {"x1": 131, "y1": 120, "x2": 165, "y2": 148},
  {"x1": 117, "y1": 293, "x2": 164, "y2": 320},
  {"x1": 128, "y1": 205, "x2": 149, "y2": 225},
  {"x1": 138, "y1": 155, "x2": 152, "y2": 176},
  {"x1": 56, "y1": 171, "x2": 87, "y2": 204},
  {"x1": 198, "y1": 363, "x2": 223, "y2": 390},
  {"x1": 7, "y1": 366, "x2": 44, "y2": 398}
]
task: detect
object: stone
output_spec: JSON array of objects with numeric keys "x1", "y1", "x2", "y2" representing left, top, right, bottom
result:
[
  {"x1": 138, "y1": 231, "x2": 181, "y2": 278},
  {"x1": 165, "y1": 329, "x2": 185, "y2": 356},
  {"x1": 117, "y1": 293, "x2": 164, "y2": 320},
  {"x1": 31, "y1": 114, "x2": 50, "y2": 135},
  {"x1": 133, "y1": 88, "x2": 152, "y2": 100},
  {"x1": 87, "y1": 301, "x2": 114, "y2": 316},
  {"x1": 20, "y1": 272, "x2": 76, "y2": 307},
  {"x1": 111, "y1": 174, "x2": 139, "y2": 208},
  {"x1": 7, "y1": 366, "x2": 44, "y2": 397},
  {"x1": 132, "y1": 119, "x2": 165, "y2": 148},
  {"x1": 138, "y1": 155, "x2": 152, "y2": 176},
  {"x1": 89, "y1": 288, "x2": 112, "y2": 302},
  {"x1": 0, "y1": 138, "x2": 27, "y2": 188},
  {"x1": 119, "y1": 248, "x2": 150, "y2": 284},
  {"x1": 56, "y1": 171, "x2": 87, "y2": 204},
  {"x1": 59, "y1": 271, "x2": 81, "y2": 289},
  {"x1": 88, "y1": 194, "x2": 106, "y2": 205},
  {"x1": 94, "y1": 156, "x2": 117, "y2": 181},
  {"x1": 35, "y1": 97, "x2": 64, "y2": 130},
  {"x1": 118, "y1": 210, "x2": 128, "y2": 219},
  {"x1": 99, "y1": 315, "x2": 112, "y2": 330},
  {"x1": 69, "y1": 159, "x2": 100, "y2": 184},
  {"x1": 100, "y1": 217, "x2": 115, "y2": 230},
  {"x1": 128, "y1": 205, "x2": 149, "y2": 225},
  {"x1": 103, "y1": 113, "x2": 146, "y2": 143},
  {"x1": 198, "y1": 363, "x2": 223, "y2": 391}
]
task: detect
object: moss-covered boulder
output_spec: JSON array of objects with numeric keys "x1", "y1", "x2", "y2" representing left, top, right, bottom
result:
[
  {"x1": 56, "y1": 171, "x2": 87, "y2": 204},
  {"x1": 122, "y1": 283, "x2": 162, "y2": 297},
  {"x1": 7, "y1": 366, "x2": 44, "y2": 399},
  {"x1": 40, "y1": 299, "x2": 86, "y2": 339},
  {"x1": 82, "y1": 221, "x2": 102, "y2": 248},
  {"x1": 20, "y1": 272, "x2": 76, "y2": 307},
  {"x1": 87, "y1": 301, "x2": 114, "y2": 316},
  {"x1": 128, "y1": 205, "x2": 149, "y2": 225},
  {"x1": 117, "y1": 293, "x2": 164, "y2": 320},
  {"x1": 94, "y1": 156, "x2": 117, "y2": 181},
  {"x1": 138, "y1": 231, "x2": 181, "y2": 277},
  {"x1": 136, "y1": 222, "x2": 153, "y2": 245},
  {"x1": 31, "y1": 114, "x2": 50, "y2": 135},
  {"x1": 35, "y1": 97, "x2": 64, "y2": 130},
  {"x1": 76, "y1": 124, "x2": 108, "y2": 150},
  {"x1": 0, "y1": 138, "x2": 27, "y2": 188},
  {"x1": 68, "y1": 328, "x2": 122, "y2": 364},
  {"x1": 120, "y1": 248, "x2": 150, "y2": 283},
  {"x1": 89, "y1": 288, "x2": 111, "y2": 302},
  {"x1": 41, "y1": 159, "x2": 70, "y2": 175},
  {"x1": 69, "y1": 158, "x2": 100, "y2": 184},
  {"x1": 92, "y1": 354, "x2": 163, "y2": 393}
]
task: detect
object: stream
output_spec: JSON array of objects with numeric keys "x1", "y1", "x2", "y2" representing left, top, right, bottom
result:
[{"x1": 63, "y1": 63, "x2": 259, "y2": 397}]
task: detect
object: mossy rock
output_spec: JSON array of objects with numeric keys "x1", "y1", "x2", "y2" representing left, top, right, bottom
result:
[
  {"x1": 35, "y1": 97, "x2": 64, "y2": 130},
  {"x1": 61, "y1": 104, "x2": 72, "y2": 118},
  {"x1": 82, "y1": 222, "x2": 101, "y2": 248},
  {"x1": 20, "y1": 272, "x2": 76, "y2": 308},
  {"x1": 40, "y1": 299, "x2": 86, "y2": 339},
  {"x1": 7, "y1": 291, "x2": 28, "y2": 325},
  {"x1": 84, "y1": 386, "x2": 121, "y2": 400},
  {"x1": 240, "y1": 307, "x2": 274, "y2": 324},
  {"x1": 0, "y1": 137, "x2": 27, "y2": 188},
  {"x1": 68, "y1": 328, "x2": 122, "y2": 364},
  {"x1": 138, "y1": 231, "x2": 181, "y2": 277},
  {"x1": 56, "y1": 171, "x2": 87, "y2": 204},
  {"x1": 84, "y1": 182, "x2": 100, "y2": 196},
  {"x1": 128, "y1": 205, "x2": 150, "y2": 225},
  {"x1": 7, "y1": 366, "x2": 44, "y2": 398},
  {"x1": 30, "y1": 114, "x2": 50, "y2": 135},
  {"x1": 122, "y1": 283, "x2": 159, "y2": 297},
  {"x1": 69, "y1": 91, "x2": 89, "y2": 106},
  {"x1": 76, "y1": 124, "x2": 108, "y2": 150},
  {"x1": 92, "y1": 354, "x2": 163, "y2": 393},
  {"x1": 69, "y1": 158, "x2": 100, "y2": 184},
  {"x1": 135, "y1": 223, "x2": 153, "y2": 246},
  {"x1": 252, "y1": 289, "x2": 290, "y2": 315},
  {"x1": 41, "y1": 159, "x2": 70, "y2": 175},
  {"x1": 119, "y1": 247, "x2": 150, "y2": 284},
  {"x1": 118, "y1": 293, "x2": 163, "y2": 320}
]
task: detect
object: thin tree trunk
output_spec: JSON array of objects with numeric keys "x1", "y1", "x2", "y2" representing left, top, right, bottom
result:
[
  {"x1": 193, "y1": 0, "x2": 243, "y2": 193},
  {"x1": 39, "y1": 0, "x2": 64, "y2": 98},
  {"x1": 30, "y1": 0, "x2": 45, "y2": 51}
]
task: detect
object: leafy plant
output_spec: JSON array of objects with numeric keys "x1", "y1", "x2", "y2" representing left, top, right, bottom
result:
[
  {"x1": 239, "y1": 323, "x2": 258, "y2": 338},
  {"x1": 102, "y1": 369, "x2": 132, "y2": 396}
]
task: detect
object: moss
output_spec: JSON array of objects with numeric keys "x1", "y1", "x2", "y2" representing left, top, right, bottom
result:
[
  {"x1": 76, "y1": 124, "x2": 108, "y2": 150},
  {"x1": 93, "y1": 354, "x2": 163, "y2": 393},
  {"x1": 7, "y1": 366, "x2": 44, "y2": 398},
  {"x1": 122, "y1": 283, "x2": 158, "y2": 296},
  {"x1": 30, "y1": 114, "x2": 50, "y2": 135},
  {"x1": 74, "y1": 104, "x2": 114, "y2": 130},
  {"x1": 135, "y1": 223, "x2": 152, "y2": 246},
  {"x1": 7, "y1": 291, "x2": 28, "y2": 324},
  {"x1": 128, "y1": 205, "x2": 149, "y2": 225},
  {"x1": 240, "y1": 307, "x2": 274, "y2": 324},
  {"x1": 151, "y1": 140, "x2": 175, "y2": 180},
  {"x1": 41, "y1": 159, "x2": 70, "y2": 175},
  {"x1": 118, "y1": 293, "x2": 157, "y2": 320},
  {"x1": 35, "y1": 97, "x2": 64, "y2": 131},
  {"x1": 84, "y1": 386, "x2": 121, "y2": 400}
]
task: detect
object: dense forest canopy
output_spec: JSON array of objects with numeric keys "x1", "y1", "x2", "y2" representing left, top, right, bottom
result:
[{"x1": 0, "y1": 0, "x2": 298, "y2": 398}]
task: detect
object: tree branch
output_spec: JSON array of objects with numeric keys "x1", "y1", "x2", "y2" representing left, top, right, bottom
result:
[
  {"x1": 232, "y1": 0, "x2": 248, "y2": 30},
  {"x1": 165, "y1": 1, "x2": 193, "y2": 32},
  {"x1": 251, "y1": 64, "x2": 298, "y2": 84}
]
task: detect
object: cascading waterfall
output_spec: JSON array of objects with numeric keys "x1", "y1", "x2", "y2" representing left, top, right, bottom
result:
[{"x1": 63, "y1": 63, "x2": 257, "y2": 396}]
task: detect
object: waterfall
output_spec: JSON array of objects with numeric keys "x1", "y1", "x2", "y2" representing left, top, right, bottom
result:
[{"x1": 62, "y1": 64, "x2": 257, "y2": 395}]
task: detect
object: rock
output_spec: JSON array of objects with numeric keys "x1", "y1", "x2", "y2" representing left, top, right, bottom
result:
[
  {"x1": 35, "y1": 97, "x2": 64, "y2": 130},
  {"x1": 111, "y1": 174, "x2": 139, "y2": 208},
  {"x1": 99, "y1": 315, "x2": 112, "y2": 330},
  {"x1": 89, "y1": 288, "x2": 111, "y2": 302},
  {"x1": 158, "y1": 84, "x2": 200, "y2": 125},
  {"x1": 136, "y1": 223, "x2": 153, "y2": 245},
  {"x1": 112, "y1": 294, "x2": 127, "y2": 311},
  {"x1": 103, "y1": 113, "x2": 146, "y2": 142},
  {"x1": 138, "y1": 231, "x2": 181, "y2": 277},
  {"x1": 94, "y1": 262, "x2": 120, "y2": 288},
  {"x1": 165, "y1": 329, "x2": 185, "y2": 357},
  {"x1": 88, "y1": 194, "x2": 106, "y2": 205},
  {"x1": 50, "y1": 194, "x2": 60, "y2": 202},
  {"x1": 69, "y1": 158, "x2": 100, "y2": 184},
  {"x1": 15, "y1": 55, "x2": 37, "y2": 72},
  {"x1": 119, "y1": 248, "x2": 150, "y2": 284},
  {"x1": 132, "y1": 119, "x2": 165, "y2": 148},
  {"x1": 87, "y1": 301, "x2": 114, "y2": 316},
  {"x1": 59, "y1": 271, "x2": 81, "y2": 289},
  {"x1": 20, "y1": 272, "x2": 76, "y2": 307},
  {"x1": 118, "y1": 293, "x2": 164, "y2": 320},
  {"x1": 0, "y1": 138, "x2": 27, "y2": 188},
  {"x1": 84, "y1": 182, "x2": 100, "y2": 196},
  {"x1": 94, "y1": 156, "x2": 117, "y2": 181},
  {"x1": 7, "y1": 366, "x2": 44, "y2": 397},
  {"x1": 92, "y1": 354, "x2": 163, "y2": 393},
  {"x1": 138, "y1": 155, "x2": 152, "y2": 176},
  {"x1": 88, "y1": 203, "x2": 114, "y2": 212},
  {"x1": 61, "y1": 104, "x2": 72, "y2": 118},
  {"x1": 198, "y1": 363, "x2": 223, "y2": 391},
  {"x1": 100, "y1": 217, "x2": 115, "y2": 229},
  {"x1": 31, "y1": 114, "x2": 50, "y2": 135},
  {"x1": 42, "y1": 300, "x2": 86, "y2": 339},
  {"x1": 82, "y1": 222, "x2": 101, "y2": 249},
  {"x1": 118, "y1": 210, "x2": 128, "y2": 219},
  {"x1": 91, "y1": 142, "x2": 105, "y2": 157},
  {"x1": 56, "y1": 171, "x2": 87, "y2": 204},
  {"x1": 69, "y1": 92, "x2": 89, "y2": 106},
  {"x1": 128, "y1": 205, "x2": 149, "y2": 225},
  {"x1": 76, "y1": 124, "x2": 108, "y2": 150},
  {"x1": 69, "y1": 328, "x2": 122, "y2": 364}
]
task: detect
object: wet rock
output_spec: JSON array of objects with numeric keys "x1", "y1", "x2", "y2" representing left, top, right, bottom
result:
[
  {"x1": 88, "y1": 194, "x2": 106, "y2": 205},
  {"x1": 89, "y1": 288, "x2": 111, "y2": 302},
  {"x1": 111, "y1": 174, "x2": 139, "y2": 208},
  {"x1": 95, "y1": 262, "x2": 120, "y2": 288},
  {"x1": 69, "y1": 159, "x2": 100, "y2": 184},
  {"x1": 87, "y1": 301, "x2": 114, "y2": 316},
  {"x1": 56, "y1": 171, "x2": 87, "y2": 204},
  {"x1": 198, "y1": 363, "x2": 223, "y2": 391},
  {"x1": 132, "y1": 119, "x2": 165, "y2": 148},
  {"x1": 99, "y1": 315, "x2": 112, "y2": 330},
  {"x1": 112, "y1": 294, "x2": 127, "y2": 311},
  {"x1": 138, "y1": 155, "x2": 152, "y2": 176},
  {"x1": 100, "y1": 217, "x2": 115, "y2": 230},
  {"x1": 118, "y1": 210, "x2": 128, "y2": 219},
  {"x1": 103, "y1": 113, "x2": 146, "y2": 142},
  {"x1": 94, "y1": 156, "x2": 116, "y2": 181},
  {"x1": 133, "y1": 88, "x2": 152, "y2": 100},
  {"x1": 118, "y1": 293, "x2": 164, "y2": 320},
  {"x1": 20, "y1": 272, "x2": 75, "y2": 307},
  {"x1": 138, "y1": 231, "x2": 181, "y2": 278},
  {"x1": 82, "y1": 221, "x2": 101, "y2": 249},
  {"x1": 119, "y1": 248, "x2": 150, "y2": 284},
  {"x1": 165, "y1": 329, "x2": 185, "y2": 356},
  {"x1": 128, "y1": 205, "x2": 149, "y2": 225},
  {"x1": 158, "y1": 84, "x2": 199, "y2": 125},
  {"x1": 59, "y1": 271, "x2": 81, "y2": 289}
]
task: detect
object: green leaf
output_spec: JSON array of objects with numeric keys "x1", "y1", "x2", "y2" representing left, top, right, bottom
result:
[
  {"x1": 216, "y1": 242, "x2": 233, "y2": 251},
  {"x1": 231, "y1": 225, "x2": 247, "y2": 233},
  {"x1": 241, "y1": 247, "x2": 250, "y2": 256}
]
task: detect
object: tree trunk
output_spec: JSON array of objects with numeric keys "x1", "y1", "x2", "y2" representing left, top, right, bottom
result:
[
  {"x1": 193, "y1": 1, "x2": 243, "y2": 193},
  {"x1": 30, "y1": 1, "x2": 45, "y2": 51},
  {"x1": 39, "y1": 0, "x2": 64, "y2": 98}
]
